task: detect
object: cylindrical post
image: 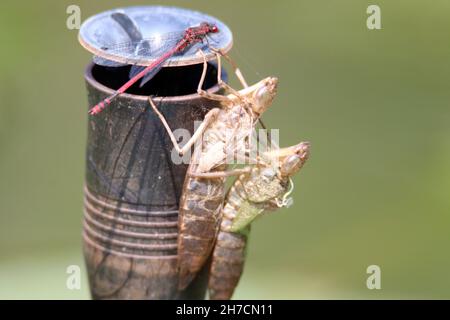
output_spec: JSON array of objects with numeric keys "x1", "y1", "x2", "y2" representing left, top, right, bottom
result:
[{"x1": 82, "y1": 62, "x2": 225, "y2": 299}]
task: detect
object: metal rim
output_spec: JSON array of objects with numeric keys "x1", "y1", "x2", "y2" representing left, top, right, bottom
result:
[{"x1": 85, "y1": 62, "x2": 224, "y2": 102}]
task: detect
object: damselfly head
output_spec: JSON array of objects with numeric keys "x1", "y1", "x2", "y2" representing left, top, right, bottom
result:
[
  {"x1": 198, "y1": 22, "x2": 219, "y2": 34},
  {"x1": 279, "y1": 142, "x2": 310, "y2": 177},
  {"x1": 251, "y1": 77, "x2": 278, "y2": 115}
]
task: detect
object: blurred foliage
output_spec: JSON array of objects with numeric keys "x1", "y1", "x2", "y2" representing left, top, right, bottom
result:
[{"x1": 0, "y1": 0, "x2": 450, "y2": 299}]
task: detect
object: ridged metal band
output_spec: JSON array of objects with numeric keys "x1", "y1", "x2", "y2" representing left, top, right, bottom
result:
[
  {"x1": 84, "y1": 186, "x2": 179, "y2": 216},
  {"x1": 83, "y1": 186, "x2": 179, "y2": 258}
]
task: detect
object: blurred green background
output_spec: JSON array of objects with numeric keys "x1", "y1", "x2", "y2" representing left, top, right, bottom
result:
[{"x1": 1, "y1": 0, "x2": 450, "y2": 299}]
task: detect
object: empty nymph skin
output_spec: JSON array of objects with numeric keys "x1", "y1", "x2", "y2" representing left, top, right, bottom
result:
[{"x1": 208, "y1": 141, "x2": 310, "y2": 300}]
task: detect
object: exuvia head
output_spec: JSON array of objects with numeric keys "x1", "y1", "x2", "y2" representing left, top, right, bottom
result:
[
  {"x1": 279, "y1": 142, "x2": 310, "y2": 177},
  {"x1": 250, "y1": 77, "x2": 279, "y2": 115}
]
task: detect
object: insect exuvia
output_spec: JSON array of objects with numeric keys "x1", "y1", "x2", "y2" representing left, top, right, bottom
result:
[
  {"x1": 208, "y1": 141, "x2": 310, "y2": 300},
  {"x1": 148, "y1": 49, "x2": 279, "y2": 289}
]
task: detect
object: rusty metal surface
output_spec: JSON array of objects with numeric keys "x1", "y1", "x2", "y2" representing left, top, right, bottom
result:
[{"x1": 82, "y1": 62, "x2": 226, "y2": 299}]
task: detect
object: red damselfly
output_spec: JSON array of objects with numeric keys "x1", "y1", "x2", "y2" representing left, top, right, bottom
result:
[{"x1": 88, "y1": 22, "x2": 219, "y2": 115}]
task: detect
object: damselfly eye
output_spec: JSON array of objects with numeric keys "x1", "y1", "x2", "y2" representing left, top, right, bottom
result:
[{"x1": 211, "y1": 25, "x2": 219, "y2": 33}]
